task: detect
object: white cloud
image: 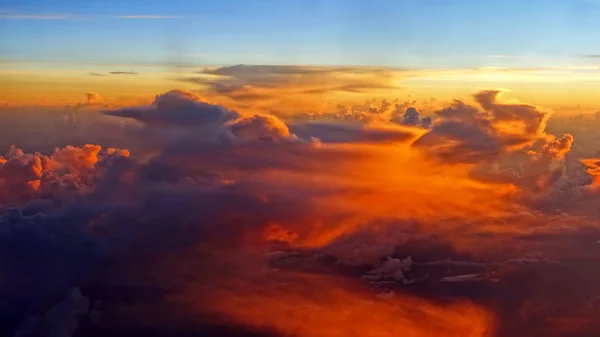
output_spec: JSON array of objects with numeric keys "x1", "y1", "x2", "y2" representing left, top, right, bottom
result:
[
  {"x1": 0, "y1": 14, "x2": 87, "y2": 20},
  {"x1": 112, "y1": 15, "x2": 183, "y2": 19}
]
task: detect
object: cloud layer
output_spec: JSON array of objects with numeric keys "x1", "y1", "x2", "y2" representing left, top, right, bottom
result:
[{"x1": 2, "y1": 85, "x2": 600, "y2": 337}]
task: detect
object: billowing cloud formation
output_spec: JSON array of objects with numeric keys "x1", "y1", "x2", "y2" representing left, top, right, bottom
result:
[
  {"x1": 413, "y1": 90, "x2": 552, "y2": 163},
  {"x1": 317, "y1": 98, "x2": 434, "y2": 128},
  {"x1": 227, "y1": 114, "x2": 298, "y2": 142},
  {"x1": 4, "y1": 87, "x2": 600, "y2": 337},
  {"x1": 104, "y1": 90, "x2": 239, "y2": 126},
  {"x1": 0, "y1": 144, "x2": 129, "y2": 203},
  {"x1": 398, "y1": 107, "x2": 420, "y2": 125},
  {"x1": 521, "y1": 133, "x2": 574, "y2": 192}
]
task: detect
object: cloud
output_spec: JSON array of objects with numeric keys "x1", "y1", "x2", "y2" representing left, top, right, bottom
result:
[
  {"x1": 581, "y1": 157, "x2": 600, "y2": 189},
  {"x1": 13, "y1": 287, "x2": 91, "y2": 337},
  {"x1": 485, "y1": 55, "x2": 524, "y2": 59},
  {"x1": 412, "y1": 90, "x2": 553, "y2": 163},
  {"x1": 103, "y1": 90, "x2": 239, "y2": 127},
  {"x1": 178, "y1": 64, "x2": 408, "y2": 117},
  {"x1": 227, "y1": 114, "x2": 298, "y2": 143},
  {"x1": 362, "y1": 257, "x2": 413, "y2": 283},
  {"x1": 4, "y1": 88, "x2": 600, "y2": 337},
  {"x1": 86, "y1": 92, "x2": 101, "y2": 104},
  {"x1": 520, "y1": 133, "x2": 574, "y2": 192},
  {"x1": 0, "y1": 144, "x2": 129, "y2": 203},
  {"x1": 0, "y1": 14, "x2": 86, "y2": 20},
  {"x1": 112, "y1": 15, "x2": 183, "y2": 19},
  {"x1": 181, "y1": 271, "x2": 494, "y2": 337},
  {"x1": 397, "y1": 107, "x2": 420, "y2": 126},
  {"x1": 289, "y1": 120, "x2": 424, "y2": 144},
  {"x1": 0, "y1": 13, "x2": 182, "y2": 21},
  {"x1": 108, "y1": 71, "x2": 138, "y2": 75},
  {"x1": 89, "y1": 71, "x2": 139, "y2": 77}
]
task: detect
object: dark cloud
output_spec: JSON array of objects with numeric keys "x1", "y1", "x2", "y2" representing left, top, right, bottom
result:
[
  {"x1": 289, "y1": 120, "x2": 422, "y2": 144},
  {"x1": 201, "y1": 64, "x2": 394, "y2": 77},
  {"x1": 179, "y1": 65, "x2": 405, "y2": 114},
  {"x1": 413, "y1": 90, "x2": 552, "y2": 163},
  {"x1": 103, "y1": 90, "x2": 239, "y2": 127},
  {"x1": 108, "y1": 71, "x2": 138, "y2": 75}
]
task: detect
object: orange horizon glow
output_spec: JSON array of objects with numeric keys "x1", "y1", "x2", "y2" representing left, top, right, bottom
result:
[{"x1": 3, "y1": 64, "x2": 600, "y2": 114}]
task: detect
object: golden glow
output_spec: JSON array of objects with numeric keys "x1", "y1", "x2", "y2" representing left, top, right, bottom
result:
[{"x1": 3, "y1": 62, "x2": 600, "y2": 111}]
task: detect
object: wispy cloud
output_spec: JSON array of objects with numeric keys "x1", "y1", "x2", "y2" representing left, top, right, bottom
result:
[
  {"x1": 484, "y1": 55, "x2": 524, "y2": 59},
  {"x1": 579, "y1": 54, "x2": 600, "y2": 58},
  {"x1": 109, "y1": 71, "x2": 138, "y2": 75},
  {"x1": 0, "y1": 13, "x2": 182, "y2": 20},
  {"x1": 112, "y1": 15, "x2": 183, "y2": 19},
  {"x1": 0, "y1": 13, "x2": 89, "y2": 20}
]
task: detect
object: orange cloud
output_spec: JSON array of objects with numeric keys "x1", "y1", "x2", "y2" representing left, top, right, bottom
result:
[{"x1": 177, "y1": 271, "x2": 495, "y2": 337}]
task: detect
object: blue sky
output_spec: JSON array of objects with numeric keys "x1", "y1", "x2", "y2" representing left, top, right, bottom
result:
[{"x1": 2, "y1": 0, "x2": 600, "y2": 68}]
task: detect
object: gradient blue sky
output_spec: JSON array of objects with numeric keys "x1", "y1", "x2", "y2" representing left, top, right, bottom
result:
[{"x1": 2, "y1": 0, "x2": 600, "y2": 68}]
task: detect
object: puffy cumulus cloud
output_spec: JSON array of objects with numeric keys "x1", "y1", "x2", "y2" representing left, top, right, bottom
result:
[
  {"x1": 396, "y1": 107, "x2": 420, "y2": 125},
  {"x1": 520, "y1": 134, "x2": 574, "y2": 193},
  {"x1": 581, "y1": 157, "x2": 600, "y2": 189},
  {"x1": 103, "y1": 90, "x2": 239, "y2": 127},
  {"x1": 0, "y1": 144, "x2": 129, "y2": 203},
  {"x1": 413, "y1": 90, "x2": 553, "y2": 163},
  {"x1": 392, "y1": 106, "x2": 432, "y2": 129},
  {"x1": 316, "y1": 97, "x2": 435, "y2": 128},
  {"x1": 470, "y1": 133, "x2": 575, "y2": 194},
  {"x1": 227, "y1": 114, "x2": 299, "y2": 143}
]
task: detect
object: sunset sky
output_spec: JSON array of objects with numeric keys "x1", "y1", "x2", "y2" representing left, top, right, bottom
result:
[
  {"x1": 3, "y1": 0, "x2": 600, "y2": 108},
  {"x1": 4, "y1": 1, "x2": 600, "y2": 337}
]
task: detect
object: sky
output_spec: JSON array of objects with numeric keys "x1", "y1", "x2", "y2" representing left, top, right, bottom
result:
[
  {"x1": 2, "y1": 0, "x2": 600, "y2": 68},
  {"x1": 3, "y1": 0, "x2": 600, "y2": 109},
  {"x1": 6, "y1": 2, "x2": 600, "y2": 337}
]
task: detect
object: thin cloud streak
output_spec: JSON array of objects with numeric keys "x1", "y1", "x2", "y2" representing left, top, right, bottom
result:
[
  {"x1": 484, "y1": 54, "x2": 524, "y2": 59},
  {"x1": 0, "y1": 13, "x2": 183, "y2": 20},
  {"x1": 112, "y1": 15, "x2": 183, "y2": 19},
  {"x1": 109, "y1": 71, "x2": 139, "y2": 75},
  {"x1": 0, "y1": 14, "x2": 88, "y2": 20}
]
